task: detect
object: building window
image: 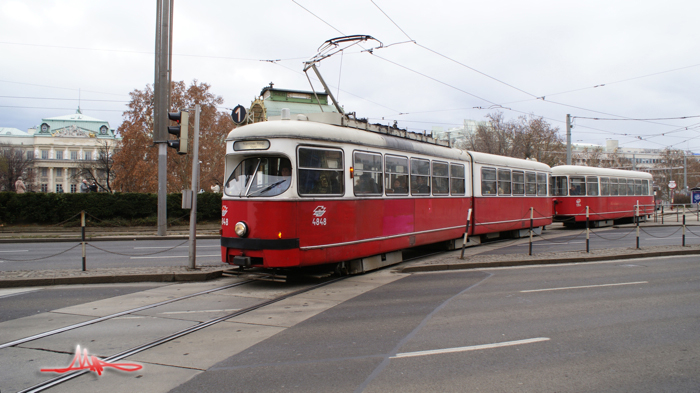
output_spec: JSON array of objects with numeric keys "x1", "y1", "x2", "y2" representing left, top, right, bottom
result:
[
  {"x1": 27, "y1": 151, "x2": 34, "y2": 160},
  {"x1": 84, "y1": 151, "x2": 91, "y2": 160},
  {"x1": 70, "y1": 184, "x2": 77, "y2": 193},
  {"x1": 55, "y1": 168, "x2": 63, "y2": 177},
  {"x1": 56, "y1": 184, "x2": 64, "y2": 193},
  {"x1": 41, "y1": 150, "x2": 49, "y2": 159},
  {"x1": 71, "y1": 151, "x2": 78, "y2": 160},
  {"x1": 56, "y1": 151, "x2": 63, "y2": 160},
  {"x1": 41, "y1": 168, "x2": 48, "y2": 177},
  {"x1": 41, "y1": 184, "x2": 48, "y2": 193}
]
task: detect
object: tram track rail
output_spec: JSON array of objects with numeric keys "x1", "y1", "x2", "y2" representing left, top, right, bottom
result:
[
  {"x1": 19, "y1": 275, "x2": 347, "y2": 393},
  {"x1": 0, "y1": 279, "x2": 256, "y2": 350}
]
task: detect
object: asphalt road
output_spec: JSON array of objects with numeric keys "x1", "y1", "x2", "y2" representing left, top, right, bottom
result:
[
  {"x1": 166, "y1": 256, "x2": 700, "y2": 392},
  {"x1": 0, "y1": 238, "x2": 226, "y2": 271},
  {"x1": 1, "y1": 243, "x2": 699, "y2": 392}
]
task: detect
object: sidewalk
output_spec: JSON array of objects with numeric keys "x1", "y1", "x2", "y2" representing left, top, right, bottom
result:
[{"x1": 1, "y1": 214, "x2": 699, "y2": 287}]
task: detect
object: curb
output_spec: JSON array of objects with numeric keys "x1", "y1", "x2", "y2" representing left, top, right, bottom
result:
[
  {"x1": 399, "y1": 248, "x2": 700, "y2": 273},
  {"x1": 0, "y1": 269, "x2": 225, "y2": 288}
]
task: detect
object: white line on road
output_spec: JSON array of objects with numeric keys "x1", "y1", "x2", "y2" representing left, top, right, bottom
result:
[
  {"x1": 521, "y1": 281, "x2": 648, "y2": 293},
  {"x1": 0, "y1": 250, "x2": 29, "y2": 253},
  {"x1": 518, "y1": 241, "x2": 584, "y2": 246},
  {"x1": 129, "y1": 254, "x2": 220, "y2": 259},
  {"x1": 392, "y1": 337, "x2": 550, "y2": 359}
]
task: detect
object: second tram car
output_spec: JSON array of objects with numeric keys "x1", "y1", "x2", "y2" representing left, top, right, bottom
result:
[
  {"x1": 550, "y1": 165, "x2": 654, "y2": 227},
  {"x1": 220, "y1": 112, "x2": 552, "y2": 273}
]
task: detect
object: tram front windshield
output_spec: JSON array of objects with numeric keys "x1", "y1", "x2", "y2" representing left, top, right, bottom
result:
[{"x1": 224, "y1": 156, "x2": 292, "y2": 197}]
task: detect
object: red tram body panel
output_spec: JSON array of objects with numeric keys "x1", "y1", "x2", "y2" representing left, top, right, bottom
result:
[
  {"x1": 220, "y1": 113, "x2": 553, "y2": 270},
  {"x1": 550, "y1": 165, "x2": 654, "y2": 223}
]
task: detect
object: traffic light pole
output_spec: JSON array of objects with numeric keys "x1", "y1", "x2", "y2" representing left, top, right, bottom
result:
[
  {"x1": 188, "y1": 105, "x2": 201, "y2": 270},
  {"x1": 154, "y1": 0, "x2": 173, "y2": 236}
]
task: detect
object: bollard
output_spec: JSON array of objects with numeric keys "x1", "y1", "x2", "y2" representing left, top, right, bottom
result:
[
  {"x1": 586, "y1": 206, "x2": 590, "y2": 253},
  {"x1": 661, "y1": 205, "x2": 664, "y2": 224},
  {"x1": 459, "y1": 208, "x2": 472, "y2": 260},
  {"x1": 682, "y1": 206, "x2": 687, "y2": 245},
  {"x1": 677, "y1": 205, "x2": 680, "y2": 222},
  {"x1": 529, "y1": 207, "x2": 534, "y2": 256},
  {"x1": 81, "y1": 210, "x2": 86, "y2": 271},
  {"x1": 636, "y1": 204, "x2": 640, "y2": 249}
]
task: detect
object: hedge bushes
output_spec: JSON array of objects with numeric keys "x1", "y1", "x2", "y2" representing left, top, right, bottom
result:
[{"x1": 0, "y1": 192, "x2": 222, "y2": 225}]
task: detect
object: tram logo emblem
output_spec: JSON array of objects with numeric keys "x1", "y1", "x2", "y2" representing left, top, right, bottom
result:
[
  {"x1": 575, "y1": 198, "x2": 581, "y2": 207},
  {"x1": 313, "y1": 206, "x2": 327, "y2": 217},
  {"x1": 41, "y1": 345, "x2": 142, "y2": 376},
  {"x1": 222, "y1": 205, "x2": 228, "y2": 217}
]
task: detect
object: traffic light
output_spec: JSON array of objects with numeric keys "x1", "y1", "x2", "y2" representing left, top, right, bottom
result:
[{"x1": 167, "y1": 111, "x2": 189, "y2": 154}]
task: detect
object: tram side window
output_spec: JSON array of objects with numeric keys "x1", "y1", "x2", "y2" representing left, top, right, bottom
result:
[
  {"x1": 601, "y1": 177, "x2": 610, "y2": 196},
  {"x1": 526, "y1": 172, "x2": 537, "y2": 195},
  {"x1": 617, "y1": 178, "x2": 627, "y2": 195},
  {"x1": 432, "y1": 161, "x2": 449, "y2": 195},
  {"x1": 481, "y1": 167, "x2": 497, "y2": 195},
  {"x1": 586, "y1": 176, "x2": 599, "y2": 196},
  {"x1": 498, "y1": 169, "x2": 511, "y2": 195},
  {"x1": 550, "y1": 176, "x2": 567, "y2": 196},
  {"x1": 642, "y1": 180, "x2": 649, "y2": 195},
  {"x1": 627, "y1": 179, "x2": 634, "y2": 196},
  {"x1": 512, "y1": 171, "x2": 524, "y2": 195},
  {"x1": 297, "y1": 147, "x2": 344, "y2": 195},
  {"x1": 537, "y1": 173, "x2": 547, "y2": 196},
  {"x1": 610, "y1": 178, "x2": 619, "y2": 195},
  {"x1": 450, "y1": 163, "x2": 466, "y2": 195},
  {"x1": 570, "y1": 176, "x2": 585, "y2": 196},
  {"x1": 353, "y1": 151, "x2": 382, "y2": 195},
  {"x1": 410, "y1": 158, "x2": 431, "y2": 195},
  {"x1": 385, "y1": 155, "x2": 408, "y2": 195},
  {"x1": 635, "y1": 179, "x2": 642, "y2": 196}
]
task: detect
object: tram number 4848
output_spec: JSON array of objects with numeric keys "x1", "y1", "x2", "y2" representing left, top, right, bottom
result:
[{"x1": 312, "y1": 217, "x2": 327, "y2": 226}]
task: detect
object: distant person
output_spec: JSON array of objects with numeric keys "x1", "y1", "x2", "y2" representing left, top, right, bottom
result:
[
  {"x1": 569, "y1": 185, "x2": 577, "y2": 196},
  {"x1": 81, "y1": 179, "x2": 90, "y2": 193},
  {"x1": 89, "y1": 182, "x2": 98, "y2": 193},
  {"x1": 392, "y1": 178, "x2": 407, "y2": 194},
  {"x1": 15, "y1": 177, "x2": 26, "y2": 194},
  {"x1": 211, "y1": 183, "x2": 221, "y2": 193},
  {"x1": 312, "y1": 174, "x2": 332, "y2": 194}
]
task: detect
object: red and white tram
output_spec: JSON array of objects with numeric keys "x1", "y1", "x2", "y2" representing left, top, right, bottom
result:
[
  {"x1": 550, "y1": 165, "x2": 654, "y2": 227},
  {"x1": 220, "y1": 112, "x2": 552, "y2": 273}
]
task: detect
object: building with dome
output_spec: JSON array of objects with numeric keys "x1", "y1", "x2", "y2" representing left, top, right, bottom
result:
[{"x1": 0, "y1": 109, "x2": 119, "y2": 193}]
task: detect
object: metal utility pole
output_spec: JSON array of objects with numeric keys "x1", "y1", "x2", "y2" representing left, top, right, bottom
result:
[
  {"x1": 684, "y1": 154, "x2": 688, "y2": 191},
  {"x1": 188, "y1": 105, "x2": 201, "y2": 269},
  {"x1": 566, "y1": 114, "x2": 572, "y2": 165},
  {"x1": 154, "y1": 0, "x2": 174, "y2": 236}
]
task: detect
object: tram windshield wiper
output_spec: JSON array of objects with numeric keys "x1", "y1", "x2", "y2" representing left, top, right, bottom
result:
[{"x1": 247, "y1": 180, "x2": 286, "y2": 197}]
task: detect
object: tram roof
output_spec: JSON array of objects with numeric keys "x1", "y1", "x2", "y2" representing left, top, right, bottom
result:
[
  {"x1": 551, "y1": 165, "x2": 653, "y2": 179},
  {"x1": 227, "y1": 115, "x2": 550, "y2": 171}
]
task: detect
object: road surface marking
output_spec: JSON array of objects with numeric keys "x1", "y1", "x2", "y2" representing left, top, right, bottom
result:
[
  {"x1": 521, "y1": 281, "x2": 648, "y2": 293},
  {"x1": 392, "y1": 337, "x2": 550, "y2": 359},
  {"x1": 0, "y1": 250, "x2": 29, "y2": 253}
]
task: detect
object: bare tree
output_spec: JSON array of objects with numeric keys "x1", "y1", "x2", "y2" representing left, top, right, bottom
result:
[
  {"x1": 75, "y1": 140, "x2": 116, "y2": 192},
  {"x1": 464, "y1": 112, "x2": 564, "y2": 166},
  {"x1": 0, "y1": 143, "x2": 35, "y2": 192}
]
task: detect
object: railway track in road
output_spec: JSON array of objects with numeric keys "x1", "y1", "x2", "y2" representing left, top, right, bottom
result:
[{"x1": 17, "y1": 275, "x2": 347, "y2": 393}]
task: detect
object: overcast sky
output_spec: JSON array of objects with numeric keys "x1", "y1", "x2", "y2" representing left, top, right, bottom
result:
[{"x1": 1, "y1": 0, "x2": 699, "y2": 152}]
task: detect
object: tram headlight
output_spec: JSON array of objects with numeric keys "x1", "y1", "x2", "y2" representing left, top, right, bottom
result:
[{"x1": 234, "y1": 221, "x2": 248, "y2": 238}]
